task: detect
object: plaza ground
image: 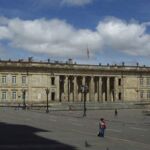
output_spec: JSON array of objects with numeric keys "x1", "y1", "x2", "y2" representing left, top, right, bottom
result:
[{"x1": 0, "y1": 107, "x2": 150, "y2": 150}]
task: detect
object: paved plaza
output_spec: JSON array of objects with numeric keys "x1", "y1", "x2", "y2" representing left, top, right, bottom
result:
[{"x1": 0, "y1": 107, "x2": 150, "y2": 150}]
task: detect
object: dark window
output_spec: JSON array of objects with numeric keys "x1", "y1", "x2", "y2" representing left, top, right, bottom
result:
[
  {"x1": 51, "y1": 92, "x2": 55, "y2": 101},
  {"x1": 51, "y1": 77, "x2": 55, "y2": 85},
  {"x1": 118, "y1": 92, "x2": 121, "y2": 100},
  {"x1": 118, "y1": 79, "x2": 121, "y2": 86}
]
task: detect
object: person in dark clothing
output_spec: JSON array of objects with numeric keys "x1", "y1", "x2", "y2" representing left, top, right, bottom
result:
[{"x1": 115, "y1": 109, "x2": 118, "y2": 117}]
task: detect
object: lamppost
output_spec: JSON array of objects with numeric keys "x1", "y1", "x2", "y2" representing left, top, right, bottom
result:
[
  {"x1": 81, "y1": 84, "x2": 88, "y2": 117},
  {"x1": 45, "y1": 88, "x2": 50, "y2": 113},
  {"x1": 22, "y1": 89, "x2": 26, "y2": 110}
]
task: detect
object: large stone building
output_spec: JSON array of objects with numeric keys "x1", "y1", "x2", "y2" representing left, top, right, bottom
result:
[{"x1": 0, "y1": 58, "x2": 150, "y2": 106}]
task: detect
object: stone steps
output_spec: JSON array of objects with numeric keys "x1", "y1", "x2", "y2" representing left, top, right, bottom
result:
[
  {"x1": 49, "y1": 101, "x2": 145, "y2": 111},
  {"x1": 0, "y1": 101, "x2": 147, "y2": 111}
]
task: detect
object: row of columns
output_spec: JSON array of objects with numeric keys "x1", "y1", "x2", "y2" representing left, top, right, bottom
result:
[{"x1": 59, "y1": 76, "x2": 123, "y2": 102}]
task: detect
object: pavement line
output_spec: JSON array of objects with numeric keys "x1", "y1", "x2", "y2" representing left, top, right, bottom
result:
[{"x1": 129, "y1": 127, "x2": 148, "y2": 131}]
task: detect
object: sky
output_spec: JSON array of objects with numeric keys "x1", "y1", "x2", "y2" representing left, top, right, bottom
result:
[{"x1": 0, "y1": 0, "x2": 150, "y2": 65}]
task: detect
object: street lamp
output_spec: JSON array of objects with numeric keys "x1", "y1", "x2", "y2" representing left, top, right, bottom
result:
[
  {"x1": 22, "y1": 89, "x2": 26, "y2": 110},
  {"x1": 81, "y1": 84, "x2": 88, "y2": 117},
  {"x1": 45, "y1": 88, "x2": 50, "y2": 113}
]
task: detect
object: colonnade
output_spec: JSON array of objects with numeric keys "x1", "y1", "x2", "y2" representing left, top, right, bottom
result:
[{"x1": 59, "y1": 75, "x2": 122, "y2": 102}]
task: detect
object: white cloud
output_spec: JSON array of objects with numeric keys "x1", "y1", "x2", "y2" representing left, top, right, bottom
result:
[
  {"x1": 0, "y1": 16, "x2": 150, "y2": 58},
  {"x1": 0, "y1": 17, "x2": 102, "y2": 57},
  {"x1": 0, "y1": 26, "x2": 12, "y2": 40},
  {"x1": 97, "y1": 17, "x2": 150, "y2": 56},
  {"x1": 61, "y1": 0, "x2": 93, "y2": 6}
]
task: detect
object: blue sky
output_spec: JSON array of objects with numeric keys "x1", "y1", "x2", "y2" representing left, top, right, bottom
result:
[{"x1": 0, "y1": 0, "x2": 150, "y2": 65}]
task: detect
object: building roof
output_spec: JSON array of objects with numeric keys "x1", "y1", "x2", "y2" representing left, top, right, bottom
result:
[{"x1": 0, "y1": 59, "x2": 150, "y2": 75}]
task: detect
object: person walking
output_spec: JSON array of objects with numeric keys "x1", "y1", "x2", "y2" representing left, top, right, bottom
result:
[
  {"x1": 98, "y1": 118, "x2": 106, "y2": 137},
  {"x1": 115, "y1": 109, "x2": 118, "y2": 117}
]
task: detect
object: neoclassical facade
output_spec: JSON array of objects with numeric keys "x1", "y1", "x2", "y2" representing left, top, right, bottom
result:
[{"x1": 0, "y1": 59, "x2": 150, "y2": 105}]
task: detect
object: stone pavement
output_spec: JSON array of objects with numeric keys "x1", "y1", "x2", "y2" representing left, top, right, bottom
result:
[{"x1": 0, "y1": 107, "x2": 150, "y2": 150}]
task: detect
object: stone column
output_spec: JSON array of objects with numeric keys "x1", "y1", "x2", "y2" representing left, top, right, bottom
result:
[
  {"x1": 68, "y1": 77, "x2": 70, "y2": 102},
  {"x1": 114, "y1": 77, "x2": 118, "y2": 101},
  {"x1": 64, "y1": 76, "x2": 68, "y2": 101},
  {"x1": 90, "y1": 76, "x2": 95, "y2": 101},
  {"x1": 55, "y1": 76, "x2": 60, "y2": 102},
  {"x1": 60, "y1": 77, "x2": 65, "y2": 102},
  {"x1": 98, "y1": 77, "x2": 102, "y2": 102},
  {"x1": 107, "y1": 77, "x2": 110, "y2": 101},
  {"x1": 73, "y1": 76, "x2": 78, "y2": 101},
  {"x1": 121, "y1": 76, "x2": 124, "y2": 101},
  {"x1": 82, "y1": 76, "x2": 85, "y2": 85},
  {"x1": 17, "y1": 74, "x2": 21, "y2": 102},
  {"x1": 81, "y1": 76, "x2": 86, "y2": 101},
  {"x1": 27, "y1": 73, "x2": 31, "y2": 103},
  {"x1": 137, "y1": 77, "x2": 140, "y2": 101}
]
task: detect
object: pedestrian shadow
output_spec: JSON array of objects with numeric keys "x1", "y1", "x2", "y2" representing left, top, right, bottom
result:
[{"x1": 0, "y1": 122, "x2": 76, "y2": 150}]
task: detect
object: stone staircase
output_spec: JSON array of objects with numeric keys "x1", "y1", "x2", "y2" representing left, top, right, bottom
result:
[
  {"x1": 0, "y1": 101, "x2": 148, "y2": 111},
  {"x1": 48, "y1": 101, "x2": 146, "y2": 111}
]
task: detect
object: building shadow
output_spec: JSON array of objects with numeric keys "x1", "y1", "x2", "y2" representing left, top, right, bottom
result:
[{"x1": 0, "y1": 122, "x2": 76, "y2": 150}]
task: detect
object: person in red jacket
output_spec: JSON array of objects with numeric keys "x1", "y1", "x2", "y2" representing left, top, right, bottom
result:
[{"x1": 98, "y1": 118, "x2": 106, "y2": 137}]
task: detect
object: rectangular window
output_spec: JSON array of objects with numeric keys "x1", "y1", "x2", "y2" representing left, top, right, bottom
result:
[
  {"x1": 12, "y1": 76, "x2": 16, "y2": 84},
  {"x1": 140, "y1": 90, "x2": 144, "y2": 99},
  {"x1": 51, "y1": 77, "x2": 55, "y2": 85},
  {"x1": 51, "y1": 92, "x2": 55, "y2": 101},
  {"x1": 22, "y1": 76, "x2": 26, "y2": 84},
  {"x1": 2, "y1": 76, "x2": 6, "y2": 84},
  {"x1": 2, "y1": 91, "x2": 7, "y2": 100},
  {"x1": 118, "y1": 92, "x2": 121, "y2": 100},
  {"x1": 140, "y1": 78, "x2": 144, "y2": 86},
  {"x1": 147, "y1": 78, "x2": 150, "y2": 86},
  {"x1": 147, "y1": 91, "x2": 150, "y2": 99},
  {"x1": 118, "y1": 79, "x2": 121, "y2": 86},
  {"x1": 12, "y1": 91, "x2": 17, "y2": 100}
]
